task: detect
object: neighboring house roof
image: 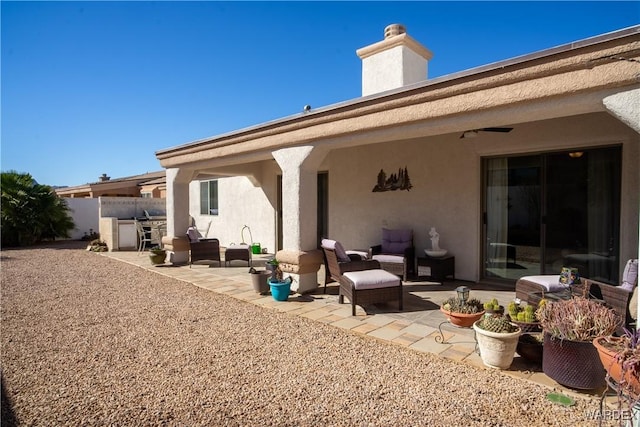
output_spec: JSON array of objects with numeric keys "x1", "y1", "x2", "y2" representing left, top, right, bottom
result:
[
  {"x1": 56, "y1": 171, "x2": 166, "y2": 198},
  {"x1": 155, "y1": 25, "x2": 640, "y2": 170}
]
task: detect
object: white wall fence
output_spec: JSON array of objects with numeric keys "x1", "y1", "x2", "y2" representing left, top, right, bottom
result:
[{"x1": 63, "y1": 198, "x2": 99, "y2": 240}]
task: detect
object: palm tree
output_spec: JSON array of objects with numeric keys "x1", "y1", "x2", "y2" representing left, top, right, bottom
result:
[{"x1": 1, "y1": 171, "x2": 74, "y2": 247}]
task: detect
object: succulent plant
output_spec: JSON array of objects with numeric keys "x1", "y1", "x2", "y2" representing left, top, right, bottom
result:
[
  {"x1": 536, "y1": 296, "x2": 620, "y2": 342},
  {"x1": 509, "y1": 302, "x2": 539, "y2": 324},
  {"x1": 441, "y1": 297, "x2": 483, "y2": 314},
  {"x1": 476, "y1": 316, "x2": 519, "y2": 333},
  {"x1": 508, "y1": 301, "x2": 520, "y2": 317}
]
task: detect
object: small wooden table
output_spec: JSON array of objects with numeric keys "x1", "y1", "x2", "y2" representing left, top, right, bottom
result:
[{"x1": 416, "y1": 255, "x2": 455, "y2": 281}]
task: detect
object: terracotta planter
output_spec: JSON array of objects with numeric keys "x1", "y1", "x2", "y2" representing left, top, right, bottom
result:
[
  {"x1": 440, "y1": 307, "x2": 485, "y2": 328},
  {"x1": 542, "y1": 332, "x2": 605, "y2": 390},
  {"x1": 593, "y1": 336, "x2": 640, "y2": 398},
  {"x1": 473, "y1": 320, "x2": 521, "y2": 369}
]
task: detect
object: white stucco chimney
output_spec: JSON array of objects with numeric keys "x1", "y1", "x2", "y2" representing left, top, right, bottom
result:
[{"x1": 356, "y1": 24, "x2": 433, "y2": 97}]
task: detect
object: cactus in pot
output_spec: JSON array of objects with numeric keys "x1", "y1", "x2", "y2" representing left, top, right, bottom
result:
[{"x1": 473, "y1": 315, "x2": 521, "y2": 369}]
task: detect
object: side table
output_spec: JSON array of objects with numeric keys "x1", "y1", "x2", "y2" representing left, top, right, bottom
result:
[{"x1": 416, "y1": 255, "x2": 455, "y2": 281}]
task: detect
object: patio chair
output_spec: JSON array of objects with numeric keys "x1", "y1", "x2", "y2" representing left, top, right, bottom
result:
[
  {"x1": 515, "y1": 259, "x2": 637, "y2": 333},
  {"x1": 186, "y1": 227, "x2": 221, "y2": 268},
  {"x1": 368, "y1": 228, "x2": 415, "y2": 281},
  {"x1": 322, "y1": 239, "x2": 402, "y2": 316},
  {"x1": 135, "y1": 220, "x2": 153, "y2": 253}
]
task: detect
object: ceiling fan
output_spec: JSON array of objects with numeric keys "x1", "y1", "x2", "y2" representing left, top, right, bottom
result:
[{"x1": 460, "y1": 127, "x2": 513, "y2": 139}]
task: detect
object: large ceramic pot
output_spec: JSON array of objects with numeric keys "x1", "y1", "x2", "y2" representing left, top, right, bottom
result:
[
  {"x1": 593, "y1": 336, "x2": 640, "y2": 398},
  {"x1": 473, "y1": 320, "x2": 521, "y2": 369},
  {"x1": 542, "y1": 332, "x2": 605, "y2": 390},
  {"x1": 440, "y1": 307, "x2": 485, "y2": 328}
]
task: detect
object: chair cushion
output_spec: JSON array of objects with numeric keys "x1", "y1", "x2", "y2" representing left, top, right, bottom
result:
[
  {"x1": 519, "y1": 275, "x2": 568, "y2": 292},
  {"x1": 372, "y1": 254, "x2": 405, "y2": 264},
  {"x1": 227, "y1": 244, "x2": 250, "y2": 251},
  {"x1": 345, "y1": 250, "x2": 368, "y2": 260},
  {"x1": 381, "y1": 228, "x2": 412, "y2": 254},
  {"x1": 621, "y1": 259, "x2": 638, "y2": 291},
  {"x1": 186, "y1": 227, "x2": 199, "y2": 243},
  {"x1": 321, "y1": 239, "x2": 350, "y2": 262},
  {"x1": 343, "y1": 269, "x2": 400, "y2": 290}
]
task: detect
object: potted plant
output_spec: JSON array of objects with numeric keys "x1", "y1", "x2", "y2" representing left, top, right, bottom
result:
[
  {"x1": 473, "y1": 315, "x2": 521, "y2": 369},
  {"x1": 265, "y1": 258, "x2": 279, "y2": 281},
  {"x1": 268, "y1": 265, "x2": 293, "y2": 301},
  {"x1": 507, "y1": 300, "x2": 545, "y2": 364},
  {"x1": 249, "y1": 267, "x2": 271, "y2": 295},
  {"x1": 536, "y1": 293, "x2": 621, "y2": 390},
  {"x1": 440, "y1": 297, "x2": 485, "y2": 328},
  {"x1": 593, "y1": 327, "x2": 640, "y2": 412},
  {"x1": 149, "y1": 246, "x2": 167, "y2": 265},
  {"x1": 483, "y1": 298, "x2": 504, "y2": 317},
  {"x1": 507, "y1": 300, "x2": 543, "y2": 333},
  {"x1": 516, "y1": 333, "x2": 544, "y2": 365}
]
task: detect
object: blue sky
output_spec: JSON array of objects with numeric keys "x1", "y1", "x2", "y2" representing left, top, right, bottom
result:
[{"x1": 2, "y1": 1, "x2": 639, "y2": 187}]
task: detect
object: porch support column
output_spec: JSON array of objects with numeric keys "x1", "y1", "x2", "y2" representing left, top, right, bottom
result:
[
  {"x1": 162, "y1": 167, "x2": 195, "y2": 264},
  {"x1": 604, "y1": 89, "x2": 640, "y2": 321},
  {"x1": 603, "y1": 88, "x2": 640, "y2": 133},
  {"x1": 272, "y1": 146, "x2": 327, "y2": 293}
]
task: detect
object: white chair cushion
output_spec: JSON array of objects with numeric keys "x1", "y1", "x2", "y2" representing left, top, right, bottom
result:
[
  {"x1": 372, "y1": 254, "x2": 404, "y2": 264},
  {"x1": 346, "y1": 250, "x2": 368, "y2": 260},
  {"x1": 343, "y1": 269, "x2": 400, "y2": 290},
  {"x1": 520, "y1": 275, "x2": 569, "y2": 292},
  {"x1": 321, "y1": 238, "x2": 350, "y2": 262}
]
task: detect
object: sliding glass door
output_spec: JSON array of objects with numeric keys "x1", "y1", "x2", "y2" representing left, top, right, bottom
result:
[{"x1": 483, "y1": 147, "x2": 621, "y2": 284}]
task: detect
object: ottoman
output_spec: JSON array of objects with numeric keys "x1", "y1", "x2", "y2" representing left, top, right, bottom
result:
[{"x1": 225, "y1": 245, "x2": 251, "y2": 267}]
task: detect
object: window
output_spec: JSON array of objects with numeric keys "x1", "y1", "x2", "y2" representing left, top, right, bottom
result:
[
  {"x1": 482, "y1": 146, "x2": 621, "y2": 284},
  {"x1": 141, "y1": 192, "x2": 152, "y2": 198},
  {"x1": 200, "y1": 180, "x2": 218, "y2": 215}
]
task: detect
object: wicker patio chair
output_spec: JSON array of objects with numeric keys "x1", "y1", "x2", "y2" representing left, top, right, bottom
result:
[
  {"x1": 322, "y1": 239, "x2": 402, "y2": 316},
  {"x1": 515, "y1": 259, "x2": 637, "y2": 334},
  {"x1": 368, "y1": 228, "x2": 415, "y2": 281},
  {"x1": 186, "y1": 227, "x2": 221, "y2": 268}
]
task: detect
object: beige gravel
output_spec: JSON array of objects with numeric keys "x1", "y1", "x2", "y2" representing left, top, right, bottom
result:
[{"x1": 1, "y1": 242, "x2": 615, "y2": 426}]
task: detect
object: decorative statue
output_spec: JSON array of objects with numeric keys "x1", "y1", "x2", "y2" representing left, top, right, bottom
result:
[{"x1": 429, "y1": 227, "x2": 441, "y2": 251}]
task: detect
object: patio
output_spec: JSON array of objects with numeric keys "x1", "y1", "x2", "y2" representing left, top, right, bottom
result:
[{"x1": 102, "y1": 248, "x2": 617, "y2": 405}]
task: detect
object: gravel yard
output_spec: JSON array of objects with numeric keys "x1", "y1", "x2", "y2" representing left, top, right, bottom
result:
[{"x1": 1, "y1": 242, "x2": 614, "y2": 426}]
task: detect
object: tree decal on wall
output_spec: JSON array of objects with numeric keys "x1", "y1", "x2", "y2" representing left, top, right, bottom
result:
[{"x1": 372, "y1": 167, "x2": 412, "y2": 192}]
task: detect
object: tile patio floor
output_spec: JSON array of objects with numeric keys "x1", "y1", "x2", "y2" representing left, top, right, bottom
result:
[{"x1": 101, "y1": 249, "x2": 615, "y2": 406}]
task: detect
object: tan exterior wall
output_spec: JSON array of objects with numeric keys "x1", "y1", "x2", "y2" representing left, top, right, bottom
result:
[
  {"x1": 189, "y1": 161, "x2": 280, "y2": 251},
  {"x1": 326, "y1": 112, "x2": 639, "y2": 282}
]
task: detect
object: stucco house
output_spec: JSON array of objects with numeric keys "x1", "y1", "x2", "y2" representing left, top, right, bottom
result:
[
  {"x1": 56, "y1": 171, "x2": 166, "y2": 199},
  {"x1": 156, "y1": 24, "x2": 640, "y2": 295}
]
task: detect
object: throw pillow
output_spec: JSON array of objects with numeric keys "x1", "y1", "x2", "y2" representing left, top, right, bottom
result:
[
  {"x1": 559, "y1": 267, "x2": 580, "y2": 285},
  {"x1": 186, "y1": 227, "x2": 200, "y2": 243},
  {"x1": 621, "y1": 259, "x2": 639, "y2": 291},
  {"x1": 381, "y1": 228, "x2": 412, "y2": 254},
  {"x1": 321, "y1": 239, "x2": 350, "y2": 263}
]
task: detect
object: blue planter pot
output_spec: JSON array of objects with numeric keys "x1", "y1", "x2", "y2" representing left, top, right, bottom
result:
[{"x1": 269, "y1": 279, "x2": 291, "y2": 301}]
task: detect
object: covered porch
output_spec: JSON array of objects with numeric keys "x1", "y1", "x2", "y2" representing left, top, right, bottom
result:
[{"x1": 155, "y1": 27, "x2": 639, "y2": 310}]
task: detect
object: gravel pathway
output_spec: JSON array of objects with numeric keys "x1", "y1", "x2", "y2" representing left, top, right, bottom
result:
[{"x1": 1, "y1": 242, "x2": 614, "y2": 426}]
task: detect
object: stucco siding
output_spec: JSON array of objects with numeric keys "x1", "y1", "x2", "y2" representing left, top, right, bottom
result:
[{"x1": 189, "y1": 172, "x2": 278, "y2": 253}]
